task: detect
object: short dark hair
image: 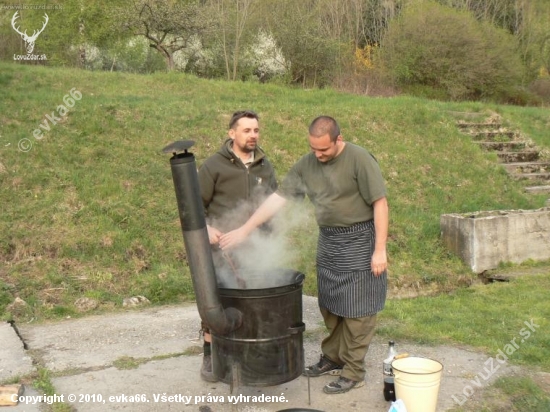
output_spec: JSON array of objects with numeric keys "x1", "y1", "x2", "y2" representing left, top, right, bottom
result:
[
  {"x1": 309, "y1": 116, "x2": 340, "y2": 142},
  {"x1": 229, "y1": 110, "x2": 259, "y2": 129}
]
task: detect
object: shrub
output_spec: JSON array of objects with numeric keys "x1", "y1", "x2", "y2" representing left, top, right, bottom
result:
[
  {"x1": 380, "y1": 0, "x2": 526, "y2": 101},
  {"x1": 331, "y1": 44, "x2": 398, "y2": 97},
  {"x1": 266, "y1": 0, "x2": 341, "y2": 88},
  {"x1": 529, "y1": 77, "x2": 550, "y2": 104}
]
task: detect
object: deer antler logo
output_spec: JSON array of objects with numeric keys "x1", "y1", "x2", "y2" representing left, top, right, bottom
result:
[{"x1": 11, "y1": 11, "x2": 49, "y2": 54}]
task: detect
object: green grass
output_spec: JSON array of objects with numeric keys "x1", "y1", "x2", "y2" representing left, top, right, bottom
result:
[
  {"x1": 33, "y1": 367, "x2": 72, "y2": 412},
  {"x1": 449, "y1": 376, "x2": 550, "y2": 412},
  {"x1": 112, "y1": 356, "x2": 145, "y2": 370},
  {"x1": 493, "y1": 377, "x2": 550, "y2": 411},
  {"x1": 378, "y1": 273, "x2": 550, "y2": 369}
]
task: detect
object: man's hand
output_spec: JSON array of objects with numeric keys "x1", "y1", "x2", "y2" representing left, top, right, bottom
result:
[
  {"x1": 371, "y1": 248, "x2": 387, "y2": 276},
  {"x1": 207, "y1": 225, "x2": 223, "y2": 245},
  {"x1": 219, "y1": 226, "x2": 251, "y2": 250}
]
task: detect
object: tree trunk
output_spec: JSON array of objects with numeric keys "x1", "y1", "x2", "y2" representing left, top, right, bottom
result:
[
  {"x1": 218, "y1": 0, "x2": 231, "y2": 80},
  {"x1": 79, "y1": 0, "x2": 85, "y2": 68},
  {"x1": 167, "y1": 53, "x2": 175, "y2": 71},
  {"x1": 157, "y1": 45, "x2": 175, "y2": 71}
]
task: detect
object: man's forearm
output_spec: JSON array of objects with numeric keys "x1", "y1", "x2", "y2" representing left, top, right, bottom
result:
[
  {"x1": 219, "y1": 192, "x2": 287, "y2": 249},
  {"x1": 373, "y1": 197, "x2": 388, "y2": 252},
  {"x1": 242, "y1": 192, "x2": 287, "y2": 233}
]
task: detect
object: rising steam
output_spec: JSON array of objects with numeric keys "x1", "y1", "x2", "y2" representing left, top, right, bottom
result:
[{"x1": 209, "y1": 199, "x2": 315, "y2": 289}]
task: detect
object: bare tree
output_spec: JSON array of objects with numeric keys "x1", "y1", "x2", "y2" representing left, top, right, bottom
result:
[
  {"x1": 232, "y1": 0, "x2": 254, "y2": 80},
  {"x1": 349, "y1": 0, "x2": 368, "y2": 48},
  {"x1": 208, "y1": 0, "x2": 256, "y2": 81},
  {"x1": 215, "y1": 0, "x2": 231, "y2": 80},
  {"x1": 118, "y1": 0, "x2": 211, "y2": 71}
]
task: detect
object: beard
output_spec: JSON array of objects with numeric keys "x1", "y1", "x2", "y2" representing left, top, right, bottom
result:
[{"x1": 242, "y1": 140, "x2": 257, "y2": 152}]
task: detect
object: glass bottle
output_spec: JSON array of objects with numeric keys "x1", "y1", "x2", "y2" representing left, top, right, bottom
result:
[
  {"x1": 383, "y1": 341, "x2": 397, "y2": 402},
  {"x1": 383, "y1": 340, "x2": 396, "y2": 376}
]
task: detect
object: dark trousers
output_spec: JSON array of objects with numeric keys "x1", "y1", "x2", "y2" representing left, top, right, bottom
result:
[{"x1": 320, "y1": 308, "x2": 377, "y2": 381}]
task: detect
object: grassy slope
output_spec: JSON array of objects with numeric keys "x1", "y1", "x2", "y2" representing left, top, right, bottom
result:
[
  {"x1": 1, "y1": 63, "x2": 549, "y2": 322},
  {"x1": 380, "y1": 273, "x2": 550, "y2": 368}
]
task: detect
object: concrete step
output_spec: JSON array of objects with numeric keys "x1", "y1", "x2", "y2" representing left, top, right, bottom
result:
[
  {"x1": 525, "y1": 185, "x2": 550, "y2": 194},
  {"x1": 511, "y1": 172, "x2": 550, "y2": 182},
  {"x1": 470, "y1": 131, "x2": 516, "y2": 141},
  {"x1": 457, "y1": 122, "x2": 502, "y2": 129},
  {"x1": 502, "y1": 162, "x2": 550, "y2": 174},
  {"x1": 475, "y1": 141, "x2": 526, "y2": 151},
  {"x1": 497, "y1": 151, "x2": 540, "y2": 163}
]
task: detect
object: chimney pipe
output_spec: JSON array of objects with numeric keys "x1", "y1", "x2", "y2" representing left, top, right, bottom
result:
[{"x1": 164, "y1": 140, "x2": 242, "y2": 335}]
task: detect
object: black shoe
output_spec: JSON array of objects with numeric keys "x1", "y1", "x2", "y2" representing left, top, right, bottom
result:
[
  {"x1": 200, "y1": 355, "x2": 218, "y2": 382},
  {"x1": 303, "y1": 355, "x2": 343, "y2": 377},
  {"x1": 323, "y1": 376, "x2": 365, "y2": 394}
]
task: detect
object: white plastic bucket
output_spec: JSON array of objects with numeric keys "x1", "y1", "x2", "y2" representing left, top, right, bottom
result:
[{"x1": 392, "y1": 356, "x2": 443, "y2": 412}]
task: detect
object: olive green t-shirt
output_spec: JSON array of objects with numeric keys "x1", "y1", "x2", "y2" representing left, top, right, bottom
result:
[{"x1": 279, "y1": 143, "x2": 386, "y2": 227}]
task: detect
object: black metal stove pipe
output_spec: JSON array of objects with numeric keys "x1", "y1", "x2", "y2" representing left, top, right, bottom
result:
[{"x1": 167, "y1": 143, "x2": 242, "y2": 335}]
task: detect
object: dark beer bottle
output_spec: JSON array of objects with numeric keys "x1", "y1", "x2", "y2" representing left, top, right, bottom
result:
[{"x1": 383, "y1": 341, "x2": 397, "y2": 402}]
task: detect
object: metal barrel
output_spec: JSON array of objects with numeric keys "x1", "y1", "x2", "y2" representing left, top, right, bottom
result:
[{"x1": 212, "y1": 270, "x2": 305, "y2": 386}]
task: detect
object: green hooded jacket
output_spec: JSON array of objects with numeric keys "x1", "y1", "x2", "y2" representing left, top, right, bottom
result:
[{"x1": 198, "y1": 138, "x2": 278, "y2": 232}]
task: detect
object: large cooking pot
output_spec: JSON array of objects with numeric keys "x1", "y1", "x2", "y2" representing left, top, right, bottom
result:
[{"x1": 212, "y1": 269, "x2": 305, "y2": 386}]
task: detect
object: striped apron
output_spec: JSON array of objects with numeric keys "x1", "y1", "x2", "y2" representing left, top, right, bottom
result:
[{"x1": 316, "y1": 220, "x2": 387, "y2": 318}]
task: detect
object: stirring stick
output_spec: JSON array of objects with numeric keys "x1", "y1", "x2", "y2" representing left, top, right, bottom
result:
[{"x1": 222, "y1": 252, "x2": 246, "y2": 288}]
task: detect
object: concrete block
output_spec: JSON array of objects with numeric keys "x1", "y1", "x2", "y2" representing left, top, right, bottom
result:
[{"x1": 440, "y1": 208, "x2": 550, "y2": 273}]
